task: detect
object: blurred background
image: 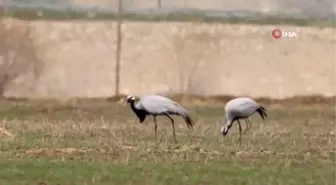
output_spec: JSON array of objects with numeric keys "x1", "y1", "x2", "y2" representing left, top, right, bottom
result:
[{"x1": 0, "y1": 0, "x2": 335, "y2": 99}]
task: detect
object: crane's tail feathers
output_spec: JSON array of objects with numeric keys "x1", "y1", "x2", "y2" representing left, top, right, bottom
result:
[
  {"x1": 173, "y1": 104, "x2": 195, "y2": 130},
  {"x1": 257, "y1": 106, "x2": 267, "y2": 120},
  {"x1": 183, "y1": 115, "x2": 195, "y2": 130}
]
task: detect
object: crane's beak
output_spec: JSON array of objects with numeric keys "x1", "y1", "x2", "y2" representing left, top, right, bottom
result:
[
  {"x1": 123, "y1": 99, "x2": 128, "y2": 106},
  {"x1": 221, "y1": 125, "x2": 228, "y2": 137}
]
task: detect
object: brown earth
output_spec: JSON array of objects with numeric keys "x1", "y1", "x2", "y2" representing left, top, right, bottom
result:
[{"x1": 1, "y1": 18, "x2": 335, "y2": 99}]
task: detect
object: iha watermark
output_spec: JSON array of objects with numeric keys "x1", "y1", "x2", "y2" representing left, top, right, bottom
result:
[{"x1": 272, "y1": 29, "x2": 297, "y2": 39}]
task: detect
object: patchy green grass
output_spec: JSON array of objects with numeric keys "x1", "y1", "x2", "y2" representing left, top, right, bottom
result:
[
  {"x1": 0, "y1": 99, "x2": 334, "y2": 185},
  {"x1": 0, "y1": 8, "x2": 334, "y2": 27}
]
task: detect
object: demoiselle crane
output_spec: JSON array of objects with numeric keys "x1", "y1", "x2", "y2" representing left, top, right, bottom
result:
[
  {"x1": 124, "y1": 95, "x2": 195, "y2": 143},
  {"x1": 221, "y1": 97, "x2": 268, "y2": 143}
]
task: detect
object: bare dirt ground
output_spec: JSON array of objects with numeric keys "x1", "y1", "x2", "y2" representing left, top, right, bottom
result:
[{"x1": 0, "y1": 97, "x2": 334, "y2": 184}]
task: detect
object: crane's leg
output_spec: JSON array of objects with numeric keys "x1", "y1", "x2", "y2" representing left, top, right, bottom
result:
[
  {"x1": 247, "y1": 118, "x2": 252, "y2": 130},
  {"x1": 153, "y1": 116, "x2": 158, "y2": 140},
  {"x1": 243, "y1": 118, "x2": 252, "y2": 134},
  {"x1": 237, "y1": 119, "x2": 242, "y2": 145},
  {"x1": 164, "y1": 114, "x2": 177, "y2": 144}
]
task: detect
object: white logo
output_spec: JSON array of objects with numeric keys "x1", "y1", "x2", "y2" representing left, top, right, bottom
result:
[{"x1": 272, "y1": 29, "x2": 298, "y2": 39}]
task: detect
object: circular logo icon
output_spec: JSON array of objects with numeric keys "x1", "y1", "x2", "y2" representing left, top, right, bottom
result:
[{"x1": 272, "y1": 29, "x2": 282, "y2": 39}]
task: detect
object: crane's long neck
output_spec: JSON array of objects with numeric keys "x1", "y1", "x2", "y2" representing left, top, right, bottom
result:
[
  {"x1": 129, "y1": 101, "x2": 143, "y2": 119},
  {"x1": 222, "y1": 119, "x2": 234, "y2": 136},
  {"x1": 226, "y1": 119, "x2": 234, "y2": 129},
  {"x1": 129, "y1": 101, "x2": 139, "y2": 114}
]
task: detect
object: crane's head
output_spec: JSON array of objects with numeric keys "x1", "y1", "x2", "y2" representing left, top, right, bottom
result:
[
  {"x1": 124, "y1": 95, "x2": 136, "y2": 105},
  {"x1": 221, "y1": 119, "x2": 233, "y2": 137},
  {"x1": 221, "y1": 125, "x2": 229, "y2": 137}
]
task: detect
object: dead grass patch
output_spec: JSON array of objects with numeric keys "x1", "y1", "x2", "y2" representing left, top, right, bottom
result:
[
  {"x1": 24, "y1": 147, "x2": 92, "y2": 157},
  {"x1": 0, "y1": 126, "x2": 14, "y2": 137}
]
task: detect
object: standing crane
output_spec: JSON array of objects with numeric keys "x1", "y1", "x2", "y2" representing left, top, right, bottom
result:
[
  {"x1": 221, "y1": 97, "x2": 268, "y2": 144},
  {"x1": 124, "y1": 95, "x2": 195, "y2": 143}
]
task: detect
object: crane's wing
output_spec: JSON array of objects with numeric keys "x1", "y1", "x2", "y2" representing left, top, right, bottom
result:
[
  {"x1": 139, "y1": 95, "x2": 186, "y2": 115},
  {"x1": 236, "y1": 99, "x2": 267, "y2": 120},
  {"x1": 225, "y1": 97, "x2": 266, "y2": 119},
  {"x1": 139, "y1": 95, "x2": 195, "y2": 128}
]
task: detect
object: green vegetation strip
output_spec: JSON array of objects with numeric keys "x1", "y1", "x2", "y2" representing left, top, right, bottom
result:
[
  {"x1": 0, "y1": 8, "x2": 334, "y2": 27},
  {"x1": 0, "y1": 159, "x2": 334, "y2": 185}
]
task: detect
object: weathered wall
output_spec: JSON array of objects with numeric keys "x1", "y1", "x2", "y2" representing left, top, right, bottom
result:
[{"x1": 2, "y1": 18, "x2": 335, "y2": 98}]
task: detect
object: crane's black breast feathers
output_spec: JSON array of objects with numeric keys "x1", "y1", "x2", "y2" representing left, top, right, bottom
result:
[{"x1": 137, "y1": 110, "x2": 148, "y2": 123}]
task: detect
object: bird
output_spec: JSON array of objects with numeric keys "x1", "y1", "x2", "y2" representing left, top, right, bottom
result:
[
  {"x1": 221, "y1": 97, "x2": 267, "y2": 144},
  {"x1": 124, "y1": 95, "x2": 195, "y2": 143}
]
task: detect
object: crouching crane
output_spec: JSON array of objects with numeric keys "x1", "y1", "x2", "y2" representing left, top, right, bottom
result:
[{"x1": 221, "y1": 97, "x2": 268, "y2": 144}]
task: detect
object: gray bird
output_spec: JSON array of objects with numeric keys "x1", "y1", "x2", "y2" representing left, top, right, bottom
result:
[
  {"x1": 125, "y1": 95, "x2": 195, "y2": 143},
  {"x1": 221, "y1": 97, "x2": 268, "y2": 144}
]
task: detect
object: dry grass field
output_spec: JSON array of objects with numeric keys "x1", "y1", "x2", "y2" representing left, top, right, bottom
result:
[{"x1": 0, "y1": 96, "x2": 334, "y2": 184}]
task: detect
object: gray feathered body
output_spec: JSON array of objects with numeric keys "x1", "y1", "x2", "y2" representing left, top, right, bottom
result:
[
  {"x1": 225, "y1": 97, "x2": 267, "y2": 123},
  {"x1": 133, "y1": 95, "x2": 195, "y2": 129},
  {"x1": 221, "y1": 97, "x2": 268, "y2": 140}
]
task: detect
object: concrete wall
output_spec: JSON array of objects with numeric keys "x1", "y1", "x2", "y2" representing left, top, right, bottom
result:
[{"x1": 2, "y1": 18, "x2": 335, "y2": 99}]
